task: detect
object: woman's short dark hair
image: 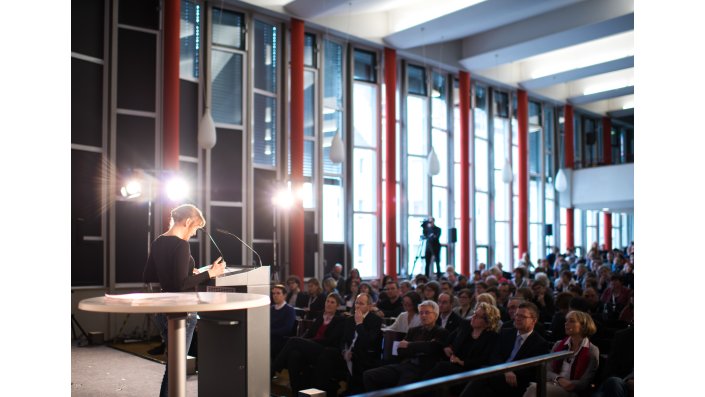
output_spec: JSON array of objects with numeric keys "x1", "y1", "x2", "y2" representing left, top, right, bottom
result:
[{"x1": 403, "y1": 291, "x2": 423, "y2": 312}]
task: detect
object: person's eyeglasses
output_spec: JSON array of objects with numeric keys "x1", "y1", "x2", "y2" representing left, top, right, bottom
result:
[
  {"x1": 419, "y1": 310, "x2": 434, "y2": 315},
  {"x1": 514, "y1": 314, "x2": 535, "y2": 320}
]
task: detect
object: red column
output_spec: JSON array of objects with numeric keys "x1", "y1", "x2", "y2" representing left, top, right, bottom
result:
[
  {"x1": 384, "y1": 48, "x2": 397, "y2": 279},
  {"x1": 459, "y1": 71, "x2": 471, "y2": 277},
  {"x1": 603, "y1": 212, "x2": 612, "y2": 251},
  {"x1": 517, "y1": 90, "x2": 529, "y2": 258},
  {"x1": 163, "y1": 0, "x2": 180, "y2": 229},
  {"x1": 602, "y1": 117, "x2": 612, "y2": 165},
  {"x1": 289, "y1": 19, "x2": 305, "y2": 279},
  {"x1": 564, "y1": 105, "x2": 575, "y2": 250}
]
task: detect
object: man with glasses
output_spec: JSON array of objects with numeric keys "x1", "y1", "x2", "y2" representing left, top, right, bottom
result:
[
  {"x1": 363, "y1": 300, "x2": 449, "y2": 391},
  {"x1": 461, "y1": 301, "x2": 549, "y2": 397}
]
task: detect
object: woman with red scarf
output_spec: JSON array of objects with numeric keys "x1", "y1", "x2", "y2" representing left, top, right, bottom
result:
[{"x1": 523, "y1": 310, "x2": 599, "y2": 397}]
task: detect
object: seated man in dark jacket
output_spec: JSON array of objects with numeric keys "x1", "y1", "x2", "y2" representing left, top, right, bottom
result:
[
  {"x1": 272, "y1": 293, "x2": 345, "y2": 393},
  {"x1": 363, "y1": 300, "x2": 449, "y2": 391},
  {"x1": 312, "y1": 292, "x2": 383, "y2": 396},
  {"x1": 460, "y1": 301, "x2": 550, "y2": 397}
]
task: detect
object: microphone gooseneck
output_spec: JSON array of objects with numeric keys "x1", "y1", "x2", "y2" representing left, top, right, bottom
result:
[
  {"x1": 216, "y1": 228, "x2": 263, "y2": 268},
  {"x1": 202, "y1": 229, "x2": 226, "y2": 263}
]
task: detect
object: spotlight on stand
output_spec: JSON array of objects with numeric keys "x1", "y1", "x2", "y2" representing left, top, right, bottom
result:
[{"x1": 120, "y1": 180, "x2": 143, "y2": 199}]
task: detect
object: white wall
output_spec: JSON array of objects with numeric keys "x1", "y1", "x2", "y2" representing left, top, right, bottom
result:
[{"x1": 558, "y1": 163, "x2": 633, "y2": 212}]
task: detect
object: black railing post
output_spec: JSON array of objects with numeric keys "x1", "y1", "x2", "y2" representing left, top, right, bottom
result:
[{"x1": 536, "y1": 362, "x2": 547, "y2": 397}]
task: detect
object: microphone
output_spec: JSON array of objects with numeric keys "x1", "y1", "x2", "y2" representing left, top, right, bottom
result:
[
  {"x1": 201, "y1": 229, "x2": 226, "y2": 264},
  {"x1": 216, "y1": 228, "x2": 263, "y2": 268}
]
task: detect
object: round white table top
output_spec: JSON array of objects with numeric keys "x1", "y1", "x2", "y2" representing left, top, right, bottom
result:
[{"x1": 78, "y1": 292, "x2": 270, "y2": 314}]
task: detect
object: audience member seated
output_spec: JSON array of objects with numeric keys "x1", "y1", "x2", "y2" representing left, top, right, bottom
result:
[
  {"x1": 376, "y1": 280, "x2": 403, "y2": 318},
  {"x1": 554, "y1": 270, "x2": 577, "y2": 294},
  {"x1": 600, "y1": 275, "x2": 631, "y2": 321},
  {"x1": 531, "y1": 278, "x2": 555, "y2": 323},
  {"x1": 549, "y1": 292, "x2": 575, "y2": 342},
  {"x1": 423, "y1": 281, "x2": 441, "y2": 302},
  {"x1": 323, "y1": 277, "x2": 340, "y2": 296},
  {"x1": 285, "y1": 275, "x2": 308, "y2": 309},
  {"x1": 324, "y1": 263, "x2": 345, "y2": 291},
  {"x1": 363, "y1": 300, "x2": 449, "y2": 391},
  {"x1": 304, "y1": 278, "x2": 326, "y2": 320},
  {"x1": 343, "y1": 278, "x2": 361, "y2": 313},
  {"x1": 359, "y1": 282, "x2": 379, "y2": 304},
  {"x1": 512, "y1": 266, "x2": 530, "y2": 289},
  {"x1": 342, "y1": 268, "x2": 361, "y2": 297},
  {"x1": 582, "y1": 287, "x2": 604, "y2": 316},
  {"x1": 593, "y1": 326, "x2": 633, "y2": 397},
  {"x1": 400, "y1": 280, "x2": 413, "y2": 295},
  {"x1": 453, "y1": 274, "x2": 470, "y2": 293},
  {"x1": 425, "y1": 302, "x2": 501, "y2": 383},
  {"x1": 436, "y1": 292, "x2": 463, "y2": 333},
  {"x1": 270, "y1": 284, "x2": 297, "y2": 361},
  {"x1": 460, "y1": 301, "x2": 549, "y2": 397},
  {"x1": 383, "y1": 291, "x2": 423, "y2": 334},
  {"x1": 523, "y1": 310, "x2": 599, "y2": 397},
  {"x1": 454, "y1": 288, "x2": 474, "y2": 319},
  {"x1": 272, "y1": 293, "x2": 345, "y2": 393},
  {"x1": 312, "y1": 292, "x2": 383, "y2": 396}
]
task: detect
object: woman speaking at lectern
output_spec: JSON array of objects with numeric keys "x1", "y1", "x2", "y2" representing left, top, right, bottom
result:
[{"x1": 143, "y1": 204, "x2": 226, "y2": 397}]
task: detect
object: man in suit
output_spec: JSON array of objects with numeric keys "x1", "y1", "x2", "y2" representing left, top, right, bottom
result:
[
  {"x1": 461, "y1": 301, "x2": 549, "y2": 397},
  {"x1": 313, "y1": 292, "x2": 383, "y2": 395},
  {"x1": 363, "y1": 300, "x2": 449, "y2": 391},
  {"x1": 436, "y1": 292, "x2": 462, "y2": 334}
]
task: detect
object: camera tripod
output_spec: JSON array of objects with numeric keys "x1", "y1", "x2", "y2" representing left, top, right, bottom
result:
[{"x1": 409, "y1": 236, "x2": 427, "y2": 277}]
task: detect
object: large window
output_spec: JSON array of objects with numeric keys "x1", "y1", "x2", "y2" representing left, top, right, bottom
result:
[
  {"x1": 473, "y1": 84, "x2": 490, "y2": 268},
  {"x1": 352, "y1": 49, "x2": 379, "y2": 278},
  {"x1": 322, "y1": 39, "x2": 345, "y2": 243},
  {"x1": 431, "y1": 72, "x2": 450, "y2": 257},
  {"x1": 493, "y1": 90, "x2": 511, "y2": 267}
]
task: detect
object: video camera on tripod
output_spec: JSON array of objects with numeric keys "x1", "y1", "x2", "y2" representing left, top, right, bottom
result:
[{"x1": 420, "y1": 218, "x2": 437, "y2": 240}]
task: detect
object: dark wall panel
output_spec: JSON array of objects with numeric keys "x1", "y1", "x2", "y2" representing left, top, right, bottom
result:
[
  {"x1": 211, "y1": 128, "x2": 243, "y2": 202},
  {"x1": 72, "y1": 240, "x2": 104, "y2": 286},
  {"x1": 72, "y1": 59, "x2": 103, "y2": 147},
  {"x1": 253, "y1": 242, "x2": 274, "y2": 268},
  {"x1": 180, "y1": 79, "x2": 199, "y2": 158},
  {"x1": 72, "y1": 0, "x2": 104, "y2": 58},
  {"x1": 117, "y1": 28, "x2": 157, "y2": 112},
  {"x1": 210, "y1": 206, "x2": 242, "y2": 265},
  {"x1": 116, "y1": 114, "x2": 155, "y2": 177},
  {"x1": 71, "y1": 150, "x2": 104, "y2": 236},
  {"x1": 115, "y1": 200, "x2": 150, "y2": 283},
  {"x1": 118, "y1": 0, "x2": 160, "y2": 30},
  {"x1": 323, "y1": 243, "x2": 345, "y2": 276},
  {"x1": 253, "y1": 169, "x2": 275, "y2": 240}
]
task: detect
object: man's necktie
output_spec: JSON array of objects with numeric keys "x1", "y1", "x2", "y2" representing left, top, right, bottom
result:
[{"x1": 507, "y1": 334, "x2": 523, "y2": 362}]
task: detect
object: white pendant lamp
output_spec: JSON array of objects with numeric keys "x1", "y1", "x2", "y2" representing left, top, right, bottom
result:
[
  {"x1": 502, "y1": 158, "x2": 513, "y2": 183},
  {"x1": 427, "y1": 147, "x2": 440, "y2": 176},
  {"x1": 198, "y1": 107, "x2": 217, "y2": 150},
  {"x1": 329, "y1": 131, "x2": 345, "y2": 164},
  {"x1": 555, "y1": 168, "x2": 568, "y2": 192}
]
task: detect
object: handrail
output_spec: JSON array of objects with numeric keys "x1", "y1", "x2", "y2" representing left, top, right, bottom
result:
[{"x1": 349, "y1": 350, "x2": 573, "y2": 397}]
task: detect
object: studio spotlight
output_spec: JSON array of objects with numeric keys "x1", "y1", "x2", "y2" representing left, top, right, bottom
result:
[
  {"x1": 272, "y1": 188, "x2": 294, "y2": 210},
  {"x1": 165, "y1": 176, "x2": 189, "y2": 201},
  {"x1": 120, "y1": 180, "x2": 142, "y2": 199}
]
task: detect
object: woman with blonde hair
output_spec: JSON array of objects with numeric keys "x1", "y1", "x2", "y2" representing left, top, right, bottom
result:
[
  {"x1": 523, "y1": 310, "x2": 599, "y2": 397},
  {"x1": 143, "y1": 204, "x2": 226, "y2": 397},
  {"x1": 424, "y1": 302, "x2": 500, "y2": 383}
]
